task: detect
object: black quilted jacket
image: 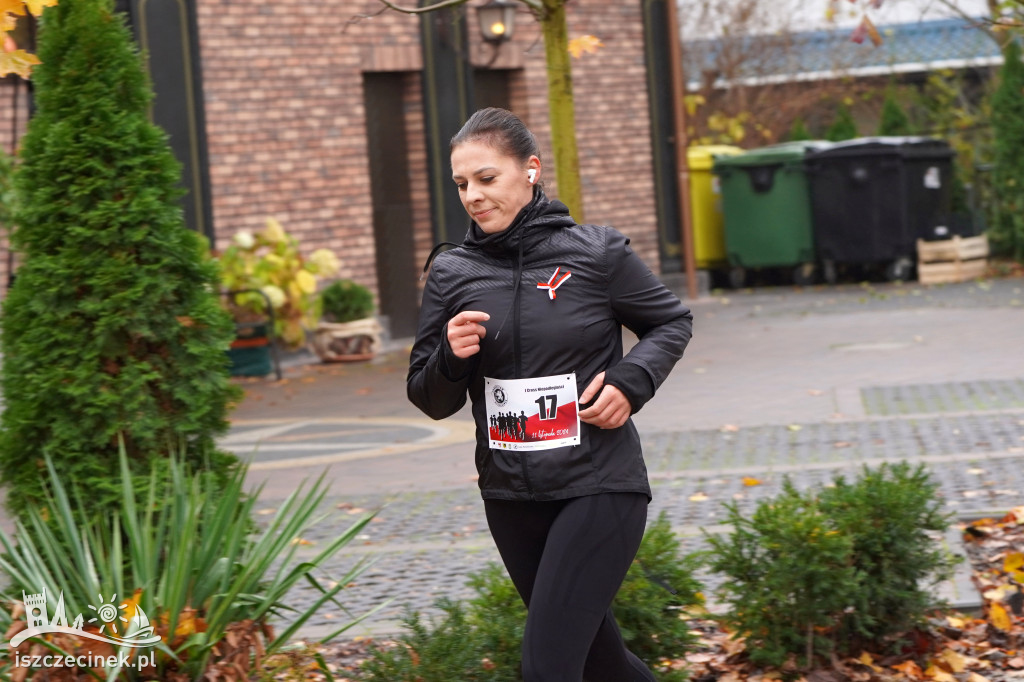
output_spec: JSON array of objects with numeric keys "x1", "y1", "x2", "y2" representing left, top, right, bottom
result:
[{"x1": 407, "y1": 191, "x2": 693, "y2": 501}]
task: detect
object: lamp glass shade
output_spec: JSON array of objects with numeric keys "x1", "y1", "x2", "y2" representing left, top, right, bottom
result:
[{"x1": 477, "y1": 1, "x2": 516, "y2": 43}]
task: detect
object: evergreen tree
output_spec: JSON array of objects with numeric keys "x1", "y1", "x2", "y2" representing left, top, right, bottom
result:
[
  {"x1": 826, "y1": 103, "x2": 858, "y2": 142},
  {"x1": 990, "y1": 40, "x2": 1024, "y2": 260},
  {"x1": 876, "y1": 87, "x2": 914, "y2": 136},
  {"x1": 0, "y1": 0, "x2": 239, "y2": 517},
  {"x1": 786, "y1": 117, "x2": 812, "y2": 142}
]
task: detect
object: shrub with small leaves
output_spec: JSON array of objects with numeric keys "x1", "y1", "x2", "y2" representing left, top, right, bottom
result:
[
  {"x1": 358, "y1": 513, "x2": 704, "y2": 680},
  {"x1": 706, "y1": 479, "x2": 857, "y2": 668},
  {"x1": 357, "y1": 597, "x2": 520, "y2": 682},
  {"x1": 876, "y1": 87, "x2": 914, "y2": 136},
  {"x1": 786, "y1": 117, "x2": 813, "y2": 142},
  {"x1": 826, "y1": 102, "x2": 858, "y2": 141},
  {"x1": 819, "y1": 462, "x2": 956, "y2": 650},
  {"x1": 614, "y1": 511, "x2": 705, "y2": 672},
  {"x1": 0, "y1": 0, "x2": 238, "y2": 519},
  {"x1": 990, "y1": 40, "x2": 1024, "y2": 261},
  {"x1": 320, "y1": 279, "x2": 375, "y2": 323},
  {"x1": 707, "y1": 463, "x2": 956, "y2": 669}
]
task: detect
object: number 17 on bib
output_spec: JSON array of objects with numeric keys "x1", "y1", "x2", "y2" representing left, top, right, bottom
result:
[{"x1": 484, "y1": 374, "x2": 581, "y2": 451}]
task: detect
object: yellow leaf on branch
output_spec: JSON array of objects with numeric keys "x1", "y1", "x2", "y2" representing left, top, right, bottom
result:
[
  {"x1": 0, "y1": 0, "x2": 26, "y2": 17},
  {"x1": 0, "y1": 48, "x2": 39, "y2": 78},
  {"x1": 1, "y1": 0, "x2": 57, "y2": 78},
  {"x1": 23, "y1": 0, "x2": 57, "y2": 15},
  {"x1": 568, "y1": 34, "x2": 603, "y2": 59}
]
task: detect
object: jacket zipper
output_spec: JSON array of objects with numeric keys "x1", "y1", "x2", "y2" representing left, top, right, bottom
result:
[{"x1": 511, "y1": 252, "x2": 534, "y2": 498}]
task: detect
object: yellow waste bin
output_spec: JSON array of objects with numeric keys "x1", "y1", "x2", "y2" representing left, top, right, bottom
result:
[{"x1": 688, "y1": 145, "x2": 743, "y2": 268}]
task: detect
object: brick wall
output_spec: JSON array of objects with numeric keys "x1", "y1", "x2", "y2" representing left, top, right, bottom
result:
[
  {"x1": 0, "y1": 1, "x2": 665, "y2": 316},
  {"x1": 197, "y1": 0, "x2": 662, "y2": 300}
]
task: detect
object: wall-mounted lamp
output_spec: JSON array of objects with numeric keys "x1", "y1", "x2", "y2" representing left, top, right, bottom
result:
[{"x1": 476, "y1": 0, "x2": 517, "y2": 45}]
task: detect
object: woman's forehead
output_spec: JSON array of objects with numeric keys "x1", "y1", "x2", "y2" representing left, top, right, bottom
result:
[{"x1": 451, "y1": 140, "x2": 517, "y2": 173}]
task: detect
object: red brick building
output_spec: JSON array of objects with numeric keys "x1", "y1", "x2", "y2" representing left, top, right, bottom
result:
[{"x1": 0, "y1": 0, "x2": 686, "y2": 340}]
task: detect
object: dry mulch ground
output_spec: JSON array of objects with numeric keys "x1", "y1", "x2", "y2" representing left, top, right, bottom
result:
[{"x1": 273, "y1": 507, "x2": 1024, "y2": 681}]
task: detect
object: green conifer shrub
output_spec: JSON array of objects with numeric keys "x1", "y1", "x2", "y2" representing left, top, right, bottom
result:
[
  {"x1": 990, "y1": 40, "x2": 1024, "y2": 260},
  {"x1": 707, "y1": 464, "x2": 956, "y2": 669},
  {"x1": 826, "y1": 103, "x2": 859, "y2": 141},
  {"x1": 786, "y1": 118, "x2": 812, "y2": 142},
  {"x1": 320, "y1": 279, "x2": 375, "y2": 323},
  {"x1": 876, "y1": 87, "x2": 914, "y2": 136},
  {"x1": 0, "y1": 0, "x2": 239, "y2": 518},
  {"x1": 819, "y1": 462, "x2": 956, "y2": 650},
  {"x1": 707, "y1": 480, "x2": 857, "y2": 668},
  {"x1": 358, "y1": 513, "x2": 704, "y2": 681}
]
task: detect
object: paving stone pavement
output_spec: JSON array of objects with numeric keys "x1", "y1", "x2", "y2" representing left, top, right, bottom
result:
[
  {"x1": 1, "y1": 277, "x2": 1021, "y2": 643},
  {"x1": 221, "y1": 277, "x2": 1024, "y2": 641}
]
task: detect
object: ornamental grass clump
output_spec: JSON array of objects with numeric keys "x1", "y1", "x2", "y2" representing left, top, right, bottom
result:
[
  {"x1": 0, "y1": 448, "x2": 378, "y2": 681},
  {"x1": 707, "y1": 463, "x2": 956, "y2": 669},
  {"x1": 0, "y1": 0, "x2": 238, "y2": 520}
]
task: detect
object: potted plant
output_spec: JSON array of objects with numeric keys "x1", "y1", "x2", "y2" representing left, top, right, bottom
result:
[
  {"x1": 312, "y1": 279, "x2": 382, "y2": 362},
  {"x1": 216, "y1": 218, "x2": 340, "y2": 375}
]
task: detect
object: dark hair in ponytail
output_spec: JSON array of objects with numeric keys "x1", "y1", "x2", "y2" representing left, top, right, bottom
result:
[{"x1": 450, "y1": 107, "x2": 540, "y2": 164}]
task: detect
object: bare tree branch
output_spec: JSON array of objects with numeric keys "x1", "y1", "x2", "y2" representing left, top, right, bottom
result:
[
  {"x1": 373, "y1": 0, "x2": 542, "y2": 17},
  {"x1": 343, "y1": 5, "x2": 389, "y2": 34},
  {"x1": 932, "y1": 0, "x2": 999, "y2": 45},
  {"x1": 375, "y1": 0, "x2": 469, "y2": 15}
]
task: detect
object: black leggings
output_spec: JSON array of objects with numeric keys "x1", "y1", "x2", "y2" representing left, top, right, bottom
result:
[{"x1": 484, "y1": 492, "x2": 656, "y2": 682}]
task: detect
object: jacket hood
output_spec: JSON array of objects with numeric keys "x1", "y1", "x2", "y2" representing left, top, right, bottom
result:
[{"x1": 462, "y1": 188, "x2": 576, "y2": 255}]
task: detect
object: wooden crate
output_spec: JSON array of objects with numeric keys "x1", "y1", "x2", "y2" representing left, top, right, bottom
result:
[{"x1": 917, "y1": 234, "x2": 989, "y2": 285}]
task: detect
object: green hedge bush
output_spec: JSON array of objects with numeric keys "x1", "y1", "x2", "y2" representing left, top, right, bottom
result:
[
  {"x1": 707, "y1": 462, "x2": 956, "y2": 668},
  {"x1": 358, "y1": 511, "x2": 703, "y2": 681},
  {"x1": 990, "y1": 39, "x2": 1024, "y2": 261},
  {"x1": 0, "y1": 0, "x2": 238, "y2": 518},
  {"x1": 320, "y1": 279, "x2": 375, "y2": 324}
]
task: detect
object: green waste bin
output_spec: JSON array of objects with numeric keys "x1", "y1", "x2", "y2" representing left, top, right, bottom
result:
[
  {"x1": 688, "y1": 145, "x2": 743, "y2": 269},
  {"x1": 713, "y1": 141, "x2": 831, "y2": 287}
]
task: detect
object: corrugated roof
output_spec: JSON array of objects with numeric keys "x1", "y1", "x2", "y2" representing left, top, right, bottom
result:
[{"x1": 683, "y1": 17, "x2": 1004, "y2": 88}]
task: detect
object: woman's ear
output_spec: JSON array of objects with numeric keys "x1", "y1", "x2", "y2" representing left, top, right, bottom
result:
[{"x1": 527, "y1": 156, "x2": 541, "y2": 184}]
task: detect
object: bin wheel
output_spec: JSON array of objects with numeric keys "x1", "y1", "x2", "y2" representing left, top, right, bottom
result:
[
  {"x1": 822, "y1": 260, "x2": 838, "y2": 285},
  {"x1": 793, "y1": 262, "x2": 816, "y2": 286},
  {"x1": 728, "y1": 267, "x2": 746, "y2": 289},
  {"x1": 886, "y1": 258, "x2": 913, "y2": 282}
]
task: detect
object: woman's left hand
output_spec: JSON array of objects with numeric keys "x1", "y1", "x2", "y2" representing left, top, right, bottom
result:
[{"x1": 578, "y1": 372, "x2": 631, "y2": 429}]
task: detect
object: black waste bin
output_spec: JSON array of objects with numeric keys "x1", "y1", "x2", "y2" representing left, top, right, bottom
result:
[{"x1": 804, "y1": 137, "x2": 955, "y2": 282}]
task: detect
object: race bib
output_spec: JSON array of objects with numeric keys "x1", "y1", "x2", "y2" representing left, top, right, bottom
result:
[{"x1": 484, "y1": 374, "x2": 581, "y2": 451}]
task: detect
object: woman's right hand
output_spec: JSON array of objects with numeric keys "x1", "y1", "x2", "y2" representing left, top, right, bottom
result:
[{"x1": 447, "y1": 311, "x2": 490, "y2": 359}]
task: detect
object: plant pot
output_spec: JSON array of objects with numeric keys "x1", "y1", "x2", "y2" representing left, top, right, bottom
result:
[
  {"x1": 312, "y1": 318, "x2": 382, "y2": 363},
  {"x1": 227, "y1": 322, "x2": 274, "y2": 376}
]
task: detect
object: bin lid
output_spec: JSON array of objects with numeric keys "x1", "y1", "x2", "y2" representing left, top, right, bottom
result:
[
  {"x1": 805, "y1": 136, "x2": 953, "y2": 161},
  {"x1": 713, "y1": 140, "x2": 834, "y2": 168},
  {"x1": 687, "y1": 145, "x2": 743, "y2": 171}
]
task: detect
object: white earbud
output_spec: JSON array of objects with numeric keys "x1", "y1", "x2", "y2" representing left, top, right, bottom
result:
[{"x1": 527, "y1": 169, "x2": 537, "y2": 184}]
